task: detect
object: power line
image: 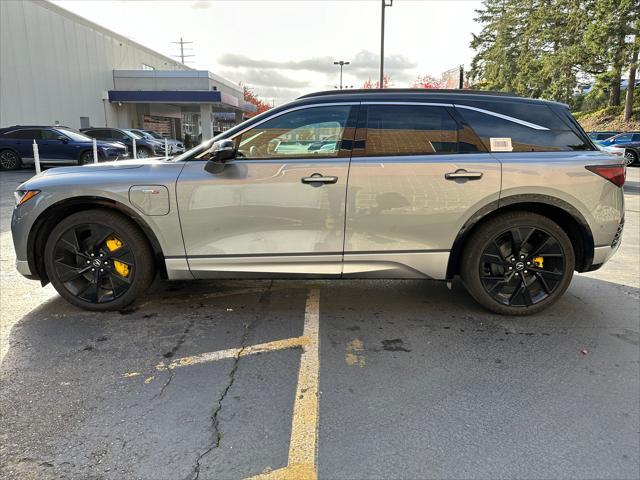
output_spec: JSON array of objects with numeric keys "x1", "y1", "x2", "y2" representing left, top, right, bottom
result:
[{"x1": 171, "y1": 37, "x2": 194, "y2": 65}]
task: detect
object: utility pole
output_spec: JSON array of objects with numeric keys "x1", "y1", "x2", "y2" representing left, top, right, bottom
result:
[
  {"x1": 171, "y1": 37, "x2": 194, "y2": 65},
  {"x1": 380, "y1": 0, "x2": 393, "y2": 88},
  {"x1": 333, "y1": 60, "x2": 350, "y2": 89},
  {"x1": 459, "y1": 64, "x2": 464, "y2": 89}
]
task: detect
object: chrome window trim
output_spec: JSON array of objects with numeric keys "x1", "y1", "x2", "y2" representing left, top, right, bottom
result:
[
  {"x1": 361, "y1": 101, "x2": 549, "y2": 131},
  {"x1": 361, "y1": 101, "x2": 454, "y2": 107},
  {"x1": 454, "y1": 104, "x2": 550, "y2": 130}
]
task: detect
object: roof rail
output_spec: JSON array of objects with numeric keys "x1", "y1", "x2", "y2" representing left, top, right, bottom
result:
[{"x1": 297, "y1": 88, "x2": 521, "y2": 99}]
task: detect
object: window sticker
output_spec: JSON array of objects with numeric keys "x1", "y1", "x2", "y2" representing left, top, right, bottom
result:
[{"x1": 490, "y1": 137, "x2": 513, "y2": 152}]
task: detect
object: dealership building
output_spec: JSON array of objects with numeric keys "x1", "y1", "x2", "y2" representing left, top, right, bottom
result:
[{"x1": 0, "y1": 0, "x2": 255, "y2": 141}]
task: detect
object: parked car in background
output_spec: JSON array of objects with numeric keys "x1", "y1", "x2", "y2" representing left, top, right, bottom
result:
[
  {"x1": 595, "y1": 131, "x2": 640, "y2": 147},
  {"x1": 606, "y1": 141, "x2": 640, "y2": 166},
  {"x1": 588, "y1": 131, "x2": 619, "y2": 141},
  {"x1": 0, "y1": 126, "x2": 128, "y2": 170},
  {"x1": 130, "y1": 129, "x2": 185, "y2": 154},
  {"x1": 11, "y1": 89, "x2": 625, "y2": 316},
  {"x1": 80, "y1": 128, "x2": 164, "y2": 158}
]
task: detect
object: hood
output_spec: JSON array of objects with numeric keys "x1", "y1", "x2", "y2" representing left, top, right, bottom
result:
[{"x1": 41, "y1": 158, "x2": 167, "y2": 176}]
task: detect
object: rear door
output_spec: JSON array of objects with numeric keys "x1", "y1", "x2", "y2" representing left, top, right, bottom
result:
[
  {"x1": 343, "y1": 103, "x2": 501, "y2": 279},
  {"x1": 176, "y1": 103, "x2": 358, "y2": 278},
  {"x1": 5, "y1": 128, "x2": 43, "y2": 161}
]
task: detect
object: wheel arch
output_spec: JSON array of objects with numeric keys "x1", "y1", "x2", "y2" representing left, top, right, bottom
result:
[
  {"x1": 27, "y1": 196, "x2": 168, "y2": 283},
  {"x1": 446, "y1": 195, "x2": 595, "y2": 279}
]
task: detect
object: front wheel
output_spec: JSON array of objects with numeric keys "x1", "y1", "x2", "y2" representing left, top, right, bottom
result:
[
  {"x1": 0, "y1": 150, "x2": 21, "y2": 170},
  {"x1": 135, "y1": 147, "x2": 151, "y2": 159},
  {"x1": 460, "y1": 212, "x2": 575, "y2": 315},
  {"x1": 44, "y1": 210, "x2": 155, "y2": 311},
  {"x1": 625, "y1": 150, "x2": 638, "y2": 166},
  {"x1": 79, "y1": 151, "x2": 96, "y2": 165}
]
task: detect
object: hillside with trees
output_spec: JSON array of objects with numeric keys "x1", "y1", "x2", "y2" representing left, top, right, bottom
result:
[{"x1": 470, "y1": 0, "x2": 639, "y2": 130}]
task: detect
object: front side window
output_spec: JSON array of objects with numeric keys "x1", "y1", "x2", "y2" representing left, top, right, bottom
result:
[
  {"x1": 613, "y1": 134, "x2": 632, "y2": 143},
  {"x1": 42, "y1": 129, "x2": 63, "y2": 140},
  {"x1": 362, "y1": 105, "x2": 459, "y2": 156},
  {"x1": 110, "y1": 130, "x2": 130, "y2": 140},
  {"x1": 234, "y1": 105, "x2": 353, "y2": 159}
]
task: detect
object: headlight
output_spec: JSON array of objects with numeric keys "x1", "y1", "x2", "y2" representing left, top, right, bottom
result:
[{"x1": 14, "y1": 190, "x2": 40, "y2": 206}]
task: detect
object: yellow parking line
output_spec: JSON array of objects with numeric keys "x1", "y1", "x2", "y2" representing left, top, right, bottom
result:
[
  {"x1": 155, "y1": 336, "x2": 309, "y2": 371},
  {"x1": 246, "y1": 287, "x2": 320, "y2": 480}
]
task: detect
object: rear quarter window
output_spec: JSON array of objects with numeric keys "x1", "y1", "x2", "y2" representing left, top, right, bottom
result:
[{"x1": 456, "y1": 105, "x2": 591, "y2": 152}]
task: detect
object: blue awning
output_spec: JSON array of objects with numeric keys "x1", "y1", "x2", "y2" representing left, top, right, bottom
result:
[{"x1": 108, "y1": 90, "x2": 222, "y2": 104}]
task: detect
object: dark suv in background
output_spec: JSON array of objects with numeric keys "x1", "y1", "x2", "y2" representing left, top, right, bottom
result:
[
  {"x1": 130, "y1": 129, "x2": 185, "y2": 154},
  {"x1": 0, "y1": 126, "x2": 128, "y2": 170},
  {"x1": 80, "y1": 128, "x2": 164, "y2": 158}
]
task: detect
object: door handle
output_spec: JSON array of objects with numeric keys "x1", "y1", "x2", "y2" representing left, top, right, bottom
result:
[
  {"x1": 445, "y1": 169, "x2": 483, "y2": 180},
  {"x1": 301, "y1": 173, "x2": 338, "y2": 184}
]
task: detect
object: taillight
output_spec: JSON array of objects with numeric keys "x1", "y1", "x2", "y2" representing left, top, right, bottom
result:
[{"x1": 585, "y1": 165, "x2": 626, "y2": 187}]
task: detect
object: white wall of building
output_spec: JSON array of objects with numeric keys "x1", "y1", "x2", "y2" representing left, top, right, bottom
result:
[{"x1": 0, "y1": 0, "x2": 190, "y2": 129}]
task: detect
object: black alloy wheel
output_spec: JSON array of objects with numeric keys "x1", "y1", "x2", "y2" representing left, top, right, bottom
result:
[
  {"x1": 44, "y1": 210, "x2": 155, "y2": 311},
  {"x1": 478, "y1": 226, "x2": 565, "y2": 307},
  {"x1": 0, "y1": 150, "x2": 21, "y2": 170},
  {"x1": 461, "y1": 211, "x2": 575, "y2": 315}
]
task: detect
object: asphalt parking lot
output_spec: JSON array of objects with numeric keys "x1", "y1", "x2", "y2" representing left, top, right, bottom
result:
[{"x1": 1, "y1": 168, "x2": 639, "y2": 480}]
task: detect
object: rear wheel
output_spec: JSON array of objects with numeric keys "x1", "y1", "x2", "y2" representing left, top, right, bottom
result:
[
  {"x1": 44, "y1": 210, "x2": 155, "y2": 311},
  {"x1": 461, "y1": 211, "x2": 575, "y2": 315},
  {"x1": 0, "y1": 150, "x2": 21, "y2": 170}
]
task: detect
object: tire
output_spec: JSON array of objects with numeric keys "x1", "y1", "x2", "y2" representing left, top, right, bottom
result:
[
  {"x1": 79, "y1": 151, "x2": 96, "y2": 165},
  {"x1": 136, "y1": 147, "x2": 151, "y2": 159},
  {"x1": 460, "y1": 211, "x2": 575, "y2": 315},
  {"x1": 0, "y1": 149, "x2": 22, "y2": 170},
  {"x1": 625, "y1": 150, "x2": 638, "y2": 166},
  {"x1": 44, "y1": 209, "x2": 155, "y2": 311}
]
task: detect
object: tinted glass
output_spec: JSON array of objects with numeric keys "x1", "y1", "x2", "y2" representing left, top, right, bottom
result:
[
  {"x1": 235, "y1": 105, "x2": 352, "y2": 159},
  {"x1": 632, "y1": 134, "x2": 640, "y2": 141},
  {"x1": 7, "y1": 129, "x2": 42, "y2": 140},
  {"x1": 111, "y1": 130, "x2": 129, "y2": 140},
  {"x1": 42, "y1": 129, "x2": 63, "y2": 140},
  {"x1": 614, "y1": 134, "x2": 632, "y2": 142},
  {"x1": 83, "y1": 129, "x2": 107, "y2": 138},
  {"x1": 457, "y1": 108, "x2": 590, "y2": 152},
  {"x1": 364, "y1": 105, "x2": 458, "y2": 156},
  {"x1": 57, "y1": 129, "x2": 93, "y2": 142}
]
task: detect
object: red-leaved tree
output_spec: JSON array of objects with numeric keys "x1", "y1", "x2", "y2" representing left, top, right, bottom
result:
[
  {"x1": 362, "y1": 74, "x2": 392, "y2": 89},
  {"x1": 411, "y1": 74, "x2": 442, "y2": 89},
  {"x1": 242, "y1": 85, "x2": 271, "y2": 117}
]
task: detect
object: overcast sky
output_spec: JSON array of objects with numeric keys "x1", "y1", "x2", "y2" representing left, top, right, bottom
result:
[{"x1": 52, "y1": 0, "x2": 483, "y2": 105}]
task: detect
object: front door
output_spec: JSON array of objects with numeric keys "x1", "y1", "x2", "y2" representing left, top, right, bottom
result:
[{"x1": 176, "y1": 103, "x2": 357, "y2": 278}]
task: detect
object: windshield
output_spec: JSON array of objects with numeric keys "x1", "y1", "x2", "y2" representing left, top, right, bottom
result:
[
  {"x1": 124, "y1": 130, "x2": 143, "y2": 140},
  {"x1": 56, "y1": 128, "x2": 94, "y2": 142},
  {"x1": 145, "y1": 130, "x2": 164, "y2": 140},
  {"x1": 132, "y1": 130, "x2": 153, "y2": 139}
]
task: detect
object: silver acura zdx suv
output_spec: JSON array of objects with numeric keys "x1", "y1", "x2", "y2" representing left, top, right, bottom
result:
[{"x1": 11, "y1": 90, "x2": 625, "y2": 315}]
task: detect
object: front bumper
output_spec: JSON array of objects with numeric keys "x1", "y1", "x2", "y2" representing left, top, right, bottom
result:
[{"x1": 16, "y1": 259, "x2": 33, "y2": 277}]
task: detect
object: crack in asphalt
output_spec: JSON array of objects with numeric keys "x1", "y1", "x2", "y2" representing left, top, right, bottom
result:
[
  {"x1": 151, "y1": 317, "x2": 196, "y2": 401},
  {"x1": 185, "y1": 282, "x2": 273, "y2": 480}
]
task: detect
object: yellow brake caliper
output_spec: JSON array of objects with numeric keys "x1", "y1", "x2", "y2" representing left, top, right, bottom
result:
[
  {"x1": 532, "y1": 256, "x2": 544, "y2": 268},
  {"x1": 105, "y1": 235, "x2": 130, "y2": 278}
]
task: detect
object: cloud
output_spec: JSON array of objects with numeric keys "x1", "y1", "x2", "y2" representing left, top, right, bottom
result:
[
  {"x1": 218, "y1": 50, "x2": 417, "y2": 76},
  {"x1": 191, "y1": 1, "x2": 210, "y2": 9},
  {"x1": 228, "y1": 69, "x2": 310, "y2": 88}
]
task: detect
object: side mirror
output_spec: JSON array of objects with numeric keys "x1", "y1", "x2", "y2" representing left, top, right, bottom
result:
[
  {"x1": 58, "y1": 136, "x2": 68, "y2": 143},
  {"x1": 205, "y1": 139, "x2": 236, "y2": 174}
]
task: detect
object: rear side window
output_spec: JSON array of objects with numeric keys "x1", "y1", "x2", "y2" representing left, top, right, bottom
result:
[
  {"x1": 362, "y1": 105, "x2": 460, "y2": 156},
  {"x1": 4, "y1": 129, "x2": 42, "y2": 139},
  {"x1": 457, "y1": 105, "x2": 591, "y2": 152}
]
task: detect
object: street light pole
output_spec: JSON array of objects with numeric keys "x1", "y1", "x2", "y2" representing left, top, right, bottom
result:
[
  {"x1": 380, "y1": 0, "x2": 393, "y2": 88},
  {"x1": 333, "y1": 60, "x2": 350, "y2": 89}
]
